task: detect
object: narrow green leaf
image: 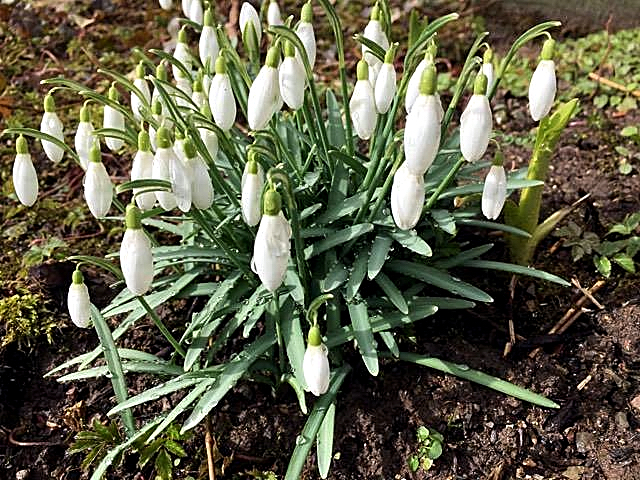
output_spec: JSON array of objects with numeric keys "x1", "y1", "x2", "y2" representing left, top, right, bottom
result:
[
  {"x1": 281, "y1": 303, "x2": 307, "y2": 390},
  {"x1": 374, "y1": 273, "x2": 409, "y2": 314},
  {"x1": 69, "y1": 255, "x2": 123, "y2": 280},
  {"x1": 323, "y1": 261, "x2": 349, "y2": 292},
  {"x1": 155, "y1": 449, "x2": 172, "y2": 480},
  {"x1": 305, "y1": 224, "x2": 373, "y2": 259},
  {"x1": 433, "y1": 244, "x2": 494, "y2": 269},
  {"x1": 379, "y1": 331, "x2": 399, "y2": 357},
  {"x1": 462, "y1": 260, "x2": 571, "y2": 286},
  {"x1": 317, "y1": 402, "x2": 336, "y2": 479},
  {"x1": 456, "y1": 218, "x2": 532, "y2": 237},
  {"x1": 390, "y1": 230, "x2": 432, "y2": 257},
  {"x1": 326, "y1": 89, "x2": 346, "y2": 148},
  {"x1": 368, "y1": 235, "x2": 393, "y2": 280},
  {"x1": 57, "y1": 360, "x2": 183, "y2": 381},
  {"x1": 317, "y1": 192, "x2": 368, "y2": 224},
  {"x1": 116, "y1": 179, "x2": 172, "y2": 194},
  {"x1": 396, "y1": 352, "x2": 560, "y2": 408},
  {"x1": 329, "y1": 149, "x2": 366, "y2": 176},
  {"x1": 439, "y1": 179, "x2": 544, "y2": 199},
  {"x1": 348, "y1": 302, "x2": 378, "y2": 376},
  {"x1": 345, "y1": 250, "x2": 368, "y2": 301}
]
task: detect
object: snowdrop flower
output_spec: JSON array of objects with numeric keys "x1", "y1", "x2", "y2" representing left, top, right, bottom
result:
[
  {"x1": 67, "y1": 269, "x2": 91, "y2": 328},
  {"x1": 199, "y1": 104, "x2": 219, "y2": 160},
  {"x1": 252, "y1": 189, "x2": 291, "y2": 292},
  {"x1": 84, "y1": 142, "x2": 113, "y2": 218},
  {"x1": 279, "y1": 41, "x2": 306, "y2": 110},
  {"x1": 149, "y1": 100, "x2": 164, "y2": 151},
  {"x1": 482, "y1": 154, "x2": 508, "y2": 220},
  {"x1": 131, "y1": 130, "x2": 156, "y2": 211},
  {"x1": 175, "y1": 72, "x2": 193, "y2": 108},
  {"x1": 405, "y1": 43, "x2": 435, "y2": 113},
  {"x1": 241, "y1": 154, "x2": 264, "y2": 226},
  {"x1": 303, "y1": 325, "x2": 330, "y2": 396},
  {"x1": 375, "y1": 45, "x2": 397, "y2": 113},
  {"x1": 362, "y1": 4, "x2": 389, "y2": 73},
  {"x1": 183, "y1": 138, "x2": 214, "y2": 210},
  {"x1": 159, "y1": 0, "x2": 172, "y2": 10},
  {"x1": 188, "y1": 0, "x2": 203, "y2": 25},
  {"x1": 460, "y1": 73, "x2": 492, "y2": 163},
  {"x1": 181, "y1": 0, "x2": 192, "y2": 17},
  {"x1": 120, "y1": 204, "x2": 154, "y2": 296},
  {"x1": 529, "y1": 38, "x2": 557, "y2": 121},
  {"x1": 240, "y1": 2, "x2": 261, "y2": 56},
  {"x1": 191, "y1": 78, "x2": 206, "y2": 110},
  {"x1": 151, "y1": 62, "x2": 169, "y2": 109},
  {"x1": 153, "y1": 127, "x2": 178, "y2": 211},
  {"x1": 74, "y1": 103, "x2": 95, "y2": 170},
  {"x1": 267, "y1": 0, "x2": 283, "y2": 26},
  {"x1": 168, "y1": 130, "x2": 192, "y2": 212},
  {"x1": 404, "y1": 64, "x2": 441, "y2": 175},
  {"x1": 349, "y1": 59, "x2": 377, "y2": 140},
  {"x1": 247, "y1": 46, "x2": 282, "y2": 130},
  {"x1": 209, "y1": 55, "x2": 236, "y2": 131},
  {"x1": 103, "y1": 84, "x2": 125, "y2": 152},
  {"x1": 131, "y1": 62, "x2": 151, "y2": 121},
  {"x1": 40, "y1": 94, "x2": 65, "y2": 163},
  {"x1": 391, "y1": 162, "x2": 425, "y2": 230},
  {"x1": 199, "y1": 8, "x2": 219, "y2": 70},
  {"x1": 12, "y1": 135, "x2": 38, "y2": 207},
  {"x1": 295, "y1": 1, "x2": 316, "y2": 68},
  {"x1": 482, "y1": 47, "x2": 494, "y2": 97},
  {"x1": 173, "y1": 27, "x2": 193, "y2": 80}
]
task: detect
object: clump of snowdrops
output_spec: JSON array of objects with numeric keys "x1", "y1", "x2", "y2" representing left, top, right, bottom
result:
[{"x1": 5, "y1": 0, "x2": 572, "y2": 477}]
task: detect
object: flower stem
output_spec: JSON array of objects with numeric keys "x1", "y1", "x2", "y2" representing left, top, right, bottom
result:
[
  {"x1": 425, "y1": 156, "x2": 465, "y2": 210},
  {"x1": 137, "y1": 295, "x2": 186, "y2": 358}
]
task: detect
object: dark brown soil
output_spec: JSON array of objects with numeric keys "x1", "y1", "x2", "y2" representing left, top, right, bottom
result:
[{"x1": 1, "y1": 1, "x2": 639, "y2": 480}]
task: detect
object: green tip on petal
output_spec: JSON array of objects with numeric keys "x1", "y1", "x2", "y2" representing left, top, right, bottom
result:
[
  {"x1": 72, "y1": 269, "x2": 84, "y2": 285},
  {"x1": 384, "y1": 43, "x2": 398, "y2": 64},
  {"x1": 178, "y1": 26, "x2": 188, "y2": 43},
  {"x1": 156, "y1": 126, "x2": 173, "y2": 149},
  {"x1": 89, "y1": 143, "x2": 102, "y2": 163},
  {"x1": 370, "y1": 3, "x2": 380, "y2": 21},
  {"x1": 16, "y1": 135, "x2": 28, "y2": 154},
  {"x1": 356, "y1": 59, "x2": 369, "y2": 80},
  {"x1": 426, "y1": 41, "x2": 437, "y2": 59},
  {"x1": 265, "y1": 46, "x2": 280, "y2": 68},
  {"x1": 473, "y1": 72, "x2": 488, "y2": 95},
  {"x1": 125, "y1": 203, "x2": 142, "y2": 229},
  {"x1": 419, "y1": 64, "x2": 437, "y2": 95},
  {"x1": 541, "y1": 38, "x2": 555, "y2": 61},
  {"x1": 152, "y1": 99, "x2": 163, "y2": 115},
  {"x1": 301, "y1": 1, "x2": 313, "y2": 22},
  {"x1": 308, "y1": 325, "x2": 322, "y2": 346},
  {"x1": 80, "y1": 104, "x2": 91, "y2": 122},
  {"x1": 193, "y1": 78, "x2": 203, "y2": 92},
  {"x1": 156, "y1": 63, "x2": 168, "y2": 81},
  {"x1": 215, "y1": 55, "x2": 227, "y2": 74},
  {"x1": 483, "y1": 47, "x2": 493, "y2": 64},
  {"x1": 183, "y1": 138, "x2": 197, "y2": 159},
  {"x1": 492, "y1": 150, "x2": 504, "y2": 166},
  {"x1": 138, "y1": 130, "x2": 151, "y2": 151},
  {"x1": 135, "y1": 62, "x2": 145, "y2": 79},
  {"x1": 284, "y1": 40, "x2": 295, "y2": 58},
  {"x1": 200, "y1": 102, "x2": 212, "y2": 118},
  {"x1": 44, "y1": 94, "x2": 56, "y2": 112},
  {"x1": 175, "y1": 129, "x2": 185, "y2": 140},
  {"x1": 108, "y1": 84, "x2": 119, "y2": 101},
  {"x1": 247, "y1": 158, "x2": 258, "y2": 174},
  {"x1": 204, "y1": 8, "x2": 214, "y2": 26},
  {"x1": 263, "y1": 189, "x2": 282, "y2": 215}
]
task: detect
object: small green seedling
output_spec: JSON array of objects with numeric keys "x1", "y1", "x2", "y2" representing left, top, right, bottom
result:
[{"x1": 407, "y1": 426, "x2": 443, "y2": 472}]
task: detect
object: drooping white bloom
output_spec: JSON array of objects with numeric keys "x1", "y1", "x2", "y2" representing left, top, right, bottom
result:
[
  {"x1": 188, "y1": 0, "x2": 203, "y2": 25},
  {"x1": 40, "y1": 94, "x2": 65, "y2": 163},
  {"x1": 168, "y1": 132, "x2": 192, "y2": 212},
  {"x1": 405, "y1": 58, "x2": 426, "y2": 114},
  {"x1": 368, "y1": 61, "x2": 381, "y2": 88},
  {"x1": 152, "y1": 127, "x2": 178, "y2": 211},
  {"x1": 174, "y1": 73, "x2": 193, "y2": 108},
  {"x1": 460, "y1": 73, "x2": 492, "y2": 163},
  {"x1": 131, "y1": 63, "x2": 151, "y2": 121},
  {"x1": 74, "y1": 105, "x2": 95, "y2": 170},
  {"x1": 303, "y1": 326, "x2": 330, "y2": 396},
  {"x1": 267, "y1": 0, "x2": 283, "y2": 26},
  {"x1": 279, "y1": 42, "x2": 306, "y2": 110},
  {"x1": 67, "y1": 269, "x2": 91, "y2": 328},
  {"x1": 375, "y1": 60, "x2": 396, "y2": 114},
  {"x1": 84, "y1": 143, "x2": 113, "y2": 218},
  {"x1": 252, "y1": 190, "x2": 291, "y2": 292},
  {"x1": 239, "y1": 2, "x2": 262, "y2": 51},
  {"x1": 296, "y1": 2, "x2": 316, "y2": 67},
  {"x1": 482, "y1": 163, "x2": 507, "y2": 220},
  {"x1": 131, "y1": 131, "x2": 156, "y2": 211},
  {"x1": 151, "y1": 63, "x2": 169, "y2": 111},
  {"x1": 350, "y1": 60, "x2": 377, "y2": 140},
  {"x1": 183, "y1": 138, "x2": 214, "y2": 210},
  {"x1": 528, "y1": 38, "x2": 557, "y2": 122},
  {"x1": 173, "y1": 27, "x2": 193, "y2": 80},
  {"x1": 482, "y1": 63, "x2": 494, "y2": 97},
  {"x1": 198, "y1": 125, "x2": 218, "y2": 161},
  {"x1": 199, "y1": 9, "x2": 219, "y2": 69},
  {"x1": 391, "y1": 162, "x2": 425, "y2": 230},
  {"x1": 159, "y1": 0, "x2": 172, "y2": 11},
  {"x1": 241, "y1": 158, "x2": 264, "y2": 226},
  {"x1": 181, "y1": 0, "x2": 192, "y2": 17},
  {"x1": 103, "y1": 85, "x2": 125, "y2": 152},
  {"x1": 247, "y1": 47, "x2": 282, "y2": 130},
  {"x1": 12, "y1": 136, "x2": 38, "y2": 207},
  {"x1": 361, "y1": 5, "x2": 389, "y2": 72},
  {"x1": 209, "y1": 56, "x2": 236, "y2": 131},
  {"x1": 191, "y1": 78, "x2": 206, "y2": 110},
  {"x1": 120, "y1": 205, "x2": 154, "y2": 296},
  {"x1": 403, "y1": 64, "x2": 441, "y2": 175}
]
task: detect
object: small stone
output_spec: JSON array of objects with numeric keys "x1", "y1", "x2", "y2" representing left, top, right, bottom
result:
[
  {"x1": 631, "y1": 394, "x2": 640, "y2": 411},
  {"x1": 15, "y1": 470, "x2": 29, "y2": 480},
  {"x1": 563, "y1": 466, "x2": 586, "y2": 479},
  {"x1": 575, "y1": 432, "x2": 595, "y2": 453},
  {"x1": 615, "y1": 411, "x2": 629, "y2": 429}
]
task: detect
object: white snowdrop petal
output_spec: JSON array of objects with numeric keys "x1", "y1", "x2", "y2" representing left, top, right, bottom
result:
[
  {"x1": 253, "y1": 212, "x2": 291, "y2": 291},
  {"x1": 460, "y1": 94, "x2": 493, "y2": 162},
  {"x1": 199, "y1": 128, "x2": 218, "y2": 160},
  {"x1": 295, "y1": 22, "x2": 316, "y2": 67},
  {"x1": 182, "y1": 0, "x2": 192, "y2": 17},
  {"x1": 120, "y1": 228, "x2": 154, "y2": 296},
  {"x1": 391, "y1": 163, "x2": 425, "y2": 230},
  {"x1": 199, "y1": 25, "x2": 219, "y2": 68},
  {"x1": 84, "y1": 161, "x2": 113, "y2": 218},
  {"x1": 209, "y1": 74, "x2": 236, "y2": 131},
  {"x1": 12, "y1": 153, "x2": 38, "y2": 207},
  {"x1": 239, "y1": 3, "x2": 262, "y2": 43},
  {"x1": 482, "y1": 63, "x2": 494, "y2": 95},
  {"x1": 159, "y1": 0, "x2": 173, "y2": 10},
  {"x1": 405, "y1": 58, "x2": 426, "y2": 113},
  {"x1": 131, "y1": 150, "x2": 156, "y2": 211},
  {"x1": 403, "y1": 95, "x2": 441, "y2": 175},
  {"x1": 482, "y1": 165, "x2": 508, "y2": 220},
  {"x1": 303, "y1": 343, "x2": 330, "y2": 396},
  {"x1": 74, "y1": 121, "x2": 95, "y2": 170},
  {"x1": 40, "y1": 112, "x2": 65, "y2": 163},
  {"x1": 188, "y1": 0, "x2": 203, "y2": 24},
  {"x1": 247, "y1": 66, "x2": 281, "y2": 130},
  {"x1": 190, "y1": 156, "x2": 214, "y2": 209},
  {"x1": 131, "y1": 78, "x2": 151, "y2": 121},
  {"x1": 103, "y1": 106, "x2": 125, "y2": 152},
  {"x1": 241, "y1": 164, "x2": 264, "y2": 226},
  {"x1": 67, "y1": 283, "x2": 92, "y2": 328},
  {"x1": 153, "y1": 148, "x2": 178, "y2": 210},
  {"x1": 529, "y1": 60, "x2": 556, "y2": 121},
  {"x1": 374, "y1": 63, "x2": 396, "y2": 114},
  {"x1": 169, "y1": 154, "x2": 192, "y2": 212},
  {"x1": 278, "y1": 57, "x2": 306, "y2": 110},
  {"x1": 349, "y1": 79, "x2": 377, "y2": 140},
  {"x1": 267, "y1": 1, "x2": 283, "y2": 26},
  {"x1": 362, "y1": 20, "x2": 389, "y2": 68}
]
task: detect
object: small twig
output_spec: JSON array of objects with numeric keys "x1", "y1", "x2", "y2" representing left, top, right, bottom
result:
[
  {"x1": 205, "y1": 415, "x2": 216, "y2": 480},
  {"x1": 571, "y1": 278, "x2": 604, "y2": 310},
  {"x1": 588, "y1": 72, "x2": 640, "y2": 98},
  {"x1": 504, "y1": 274, "x2": 518, "y2": 357},
  {"x1": 8, "y1": 427, "x2": 61, "y2": 447}
]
